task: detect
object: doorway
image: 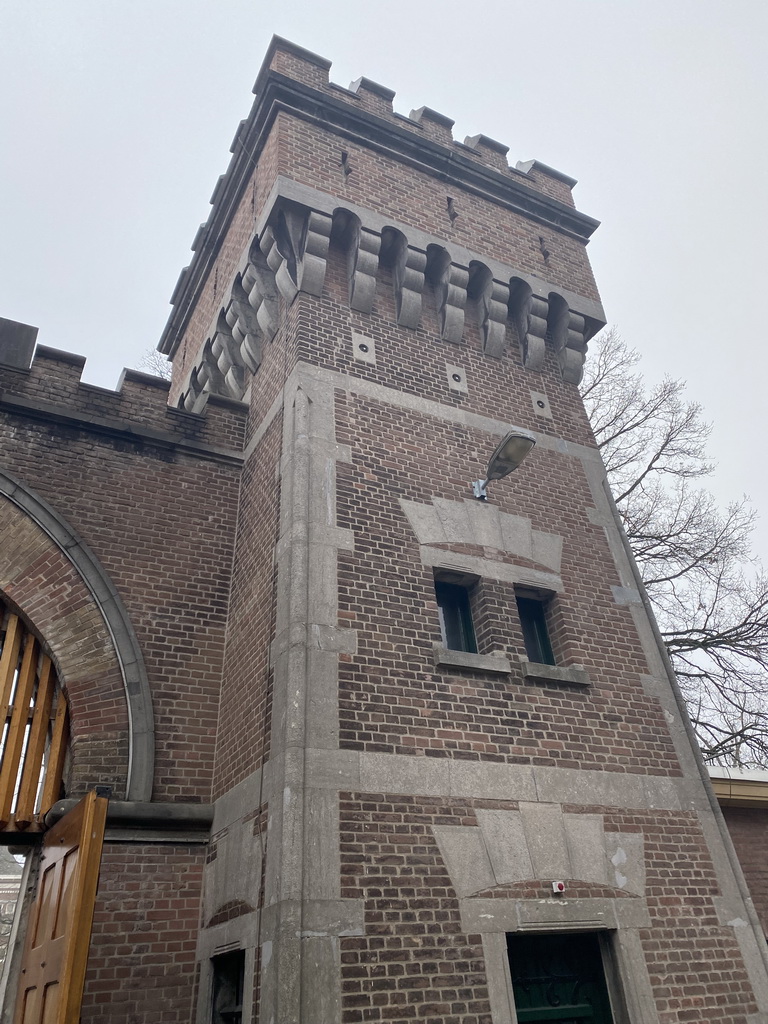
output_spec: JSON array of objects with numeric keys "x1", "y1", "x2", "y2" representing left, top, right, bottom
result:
[{"x1": 506, "y1": 931, "x2": 615, "y2": 1023}]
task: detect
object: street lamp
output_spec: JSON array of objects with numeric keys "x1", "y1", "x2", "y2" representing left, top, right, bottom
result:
[{"x1": 471, "y1": 429, "x2": 536, "y2": 501}]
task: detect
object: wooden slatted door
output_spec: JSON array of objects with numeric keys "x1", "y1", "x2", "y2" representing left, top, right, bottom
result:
[
  {"x1": 0, "y1": 607, "x2": 69, "y2": 834},
  {"x1": 13, "y1": 791, "x2": 108, "y2": 1024}
]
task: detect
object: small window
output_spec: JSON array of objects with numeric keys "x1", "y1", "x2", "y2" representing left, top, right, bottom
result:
[
  {"x1": 516, "y1": 595, "x2": 555, "y2": 665},
  {"x1": 507, "y1": 931, "x2": 615, "y2": 1023},
  {"x1": 435, "y1": 580, "x2": 477, "y2": 653},
  {"x1": 211, "y1": 950, "x2": 244, "y2": 1024}
]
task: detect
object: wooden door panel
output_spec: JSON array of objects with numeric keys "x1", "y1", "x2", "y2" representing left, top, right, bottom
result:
[{"x1": 14, "y1": 792, "x2": 108, "y2": 1024}]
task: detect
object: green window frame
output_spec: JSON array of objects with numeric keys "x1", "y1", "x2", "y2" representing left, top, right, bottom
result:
[
  {"x1": 516, "y1": 595, "x2": 555, "y2": 666},
  {"x1": 435, "y1": 580, "x2": 477, "y2": 653}
]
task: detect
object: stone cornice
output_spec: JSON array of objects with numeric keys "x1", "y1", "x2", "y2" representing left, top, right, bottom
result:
[
  {"x1": 260, "y1": 178, "x2": 606, "y2": 324},
  {"x1": 166, "y1": 180, "x2": 606, "y2": 412},
  {"x1": 159, "y1": 68, "x2": 601, "y2": 359}
]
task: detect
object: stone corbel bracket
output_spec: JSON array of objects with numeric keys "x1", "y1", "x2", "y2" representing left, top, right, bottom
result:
[
  {"x1": 238, "y1": 244, "x2": 279, "y2": 354},
  {"x1": 427, "y1": 245, "x2": 468, "y2": 344},
  {"x1": 260, "y1": 204, "x2": 333, "y2": 303},
  {"x1": 379, "y1": 228, "x2": 426, "y2": 329},
  {"x1": 177, "y1": 181, "x2": 605, "y2": 411},
  {"x1": 253, "y1": 180, "x2": 605, "y2": 367},
  {"x1": 210, "y1": 310, "x2": 248, "y2": 400},
  {"x1": 338, "y1": 211, "x2": 380, "y2": 313},
  {"x1": 180, "y1": 242, "x2": 281, "y2": 411},
  {"x1": 549, "y1": 295, "x2": 589, "y2": 385},
  {"x1": 468, "y1": 262, "x2": 509, "y2": 358},
  {"x1": 509, "y1": 279, "x2": 548, "y2": 373},
  {"x1": 183, "y1": 339, "x2": 227, "y2": 413}
]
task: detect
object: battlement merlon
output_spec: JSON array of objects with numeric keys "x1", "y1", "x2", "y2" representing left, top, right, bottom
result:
[
  {"x1": 158, "y1": 35, "x2": 603, "y2": 363},
  {"x1": 0, "y1": 318, "x2": 247, "y2": 463}
]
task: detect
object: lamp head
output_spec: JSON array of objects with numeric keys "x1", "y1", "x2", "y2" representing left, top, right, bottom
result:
[{"x1": 472, "y1": 429, "x2": 536, "y2": 500}]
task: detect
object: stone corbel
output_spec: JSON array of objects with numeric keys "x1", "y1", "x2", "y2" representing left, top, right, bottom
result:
[
  {"x1": 300, "y1": 209, "x2": 332, "y2": 295},
  {"x1": 224, "y1": 263, "x2": 275, "y2": 379},
  {"x1": 181, "y1": 368, "x2": 206, "y2": 414},
  {"x1": 347, "y1": 220, "x2": 380, "y2": 313},
  {"x1": 181, "y1": 339, "x2": 227, "y2": 413},
  {"x1": 260, "y1": 205, "x2": 332, "y2": 303},
  {"x1": 510, "y1": 283, "x2": 547, "y2": 371},
  {"x1": 429, "y1": 248, "x2": 468, "y2": 344},
  {"x1": 224, "y1": 288, "x2": 263, "y2": 379},
  {"x1": 240, "y1": 246, "x2": 279, "y2": 347},
  {"x1": 468, "y1": 263, "x2": 509, "y2": 358},
  {"x1": 550, "y1": 302, "x2": 588, "y2": 384},
  {"x1": 394, "y1": 241, "x2": 426, "y2": 329},
  {"x1": 210, "y1": 313, "x2": 247, "y2": 401}
]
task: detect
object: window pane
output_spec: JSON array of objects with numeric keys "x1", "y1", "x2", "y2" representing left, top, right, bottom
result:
[
  {"x1": 517, "y1": 597, "x2": 555, "y2": 666},
  {"x1": 435, "y1": 582, "x2": 477, "y2": 653}
]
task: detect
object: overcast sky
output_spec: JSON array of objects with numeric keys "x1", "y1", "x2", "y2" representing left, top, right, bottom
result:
[{"x1": 2, "y1": 1, "x2": 766, "y2": 552}]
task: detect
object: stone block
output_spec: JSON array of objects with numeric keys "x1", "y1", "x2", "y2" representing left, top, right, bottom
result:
[
  {"x1": 432, "y1": 825, "x2": 495, "y2": 896},
  {"x1": 0, "y1": 318, "x2": 38, "y2": 367}
]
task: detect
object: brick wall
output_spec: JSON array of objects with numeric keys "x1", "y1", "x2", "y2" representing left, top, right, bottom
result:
[
  {"x1": 83, "y1": 842, "x2": 204, "y2": 1023},
  {"x1": 159, "y1": 43, "x2": 767, "y2": 1024},
  {"x1": 340, "y1": 793, "x2": 491, "y2": 1024},
  {"x1": 721, "y1": 806, "x2": 768, "y2": 936},
  {"x1": 339, "y1": 795, "x2": 759, "y2": 1024},
  {"x1": 213, "y1": 419, "x2": 280, "y2": 796},
  {"x1": 0, "y1": 349, "x2": 246, "y2": 801}
]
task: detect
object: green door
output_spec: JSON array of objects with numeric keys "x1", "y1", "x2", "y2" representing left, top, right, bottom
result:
[{"x1": 506, "y1": 932, "x2": 615, "y2": 1024}]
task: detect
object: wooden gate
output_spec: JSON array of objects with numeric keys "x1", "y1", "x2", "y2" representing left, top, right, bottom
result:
[
  {"x1": 13, "y1": 792, "x2": 108, "y2": 1024},
  {"x1": 0, "y1": 607, "x2": 69, "y2": 834}
]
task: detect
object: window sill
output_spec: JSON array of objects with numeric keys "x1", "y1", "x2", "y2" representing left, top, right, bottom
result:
[
  {"x1": 521, "y1": 661, "x2": 591, "y2": 687},
  {"x1": 433, "y1": 645, "x2": 511, "y2": 674}
]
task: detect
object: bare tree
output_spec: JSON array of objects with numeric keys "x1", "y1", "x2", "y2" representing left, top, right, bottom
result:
[
  {"x1": 582, "y1": 328, "x2": 768, "y2": 767},
  {"x1": 138, "y1": 348, "x2": 172, "y2": 381}
]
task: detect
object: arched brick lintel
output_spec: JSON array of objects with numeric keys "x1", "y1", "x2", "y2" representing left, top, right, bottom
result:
[{"x1": 0, "y1": 469, "x2": 154, "y2": 801}]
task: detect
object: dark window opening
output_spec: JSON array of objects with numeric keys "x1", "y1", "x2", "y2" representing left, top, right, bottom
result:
[
  {"x1": 211, "y1": 950, "x2": 244, "y2": 1024},
  {"x1": 507, "y1": 931, "x2": 615, "y2": 1023},
  {"x1": 435, "y1": 581, "x2": 477, "y2": 653},
  {"x1": 516, "y1": 595, "x2": 555, "y2": 666}
]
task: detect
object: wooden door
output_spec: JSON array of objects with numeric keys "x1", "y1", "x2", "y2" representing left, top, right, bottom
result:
[{"x1": 13, "y1": 792, "x2": 108, "y2": 1024}]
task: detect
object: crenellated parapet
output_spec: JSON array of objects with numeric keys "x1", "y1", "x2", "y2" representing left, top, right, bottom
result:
[
  {"x1": 0, "y1": 322, "x2": 247, "y2": 459},
  {"x1": 175, "y1": 181, "x2": 605, "y2": 412},
  {"x1": 159, "y1": 36, "x2": 604, "y2": 380}
]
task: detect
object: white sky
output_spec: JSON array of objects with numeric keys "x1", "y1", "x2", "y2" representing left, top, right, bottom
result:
[{"x1": 1, "y1": 1, "x2": 767, "y2": 552}]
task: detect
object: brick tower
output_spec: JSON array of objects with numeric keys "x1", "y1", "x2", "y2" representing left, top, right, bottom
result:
[
  {"x1": 1, "y1": 34, "x2": 768, "y2": 1024},
  {"x1": 157, "y1": 37, "x2": 768, "y2": 1023}
]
